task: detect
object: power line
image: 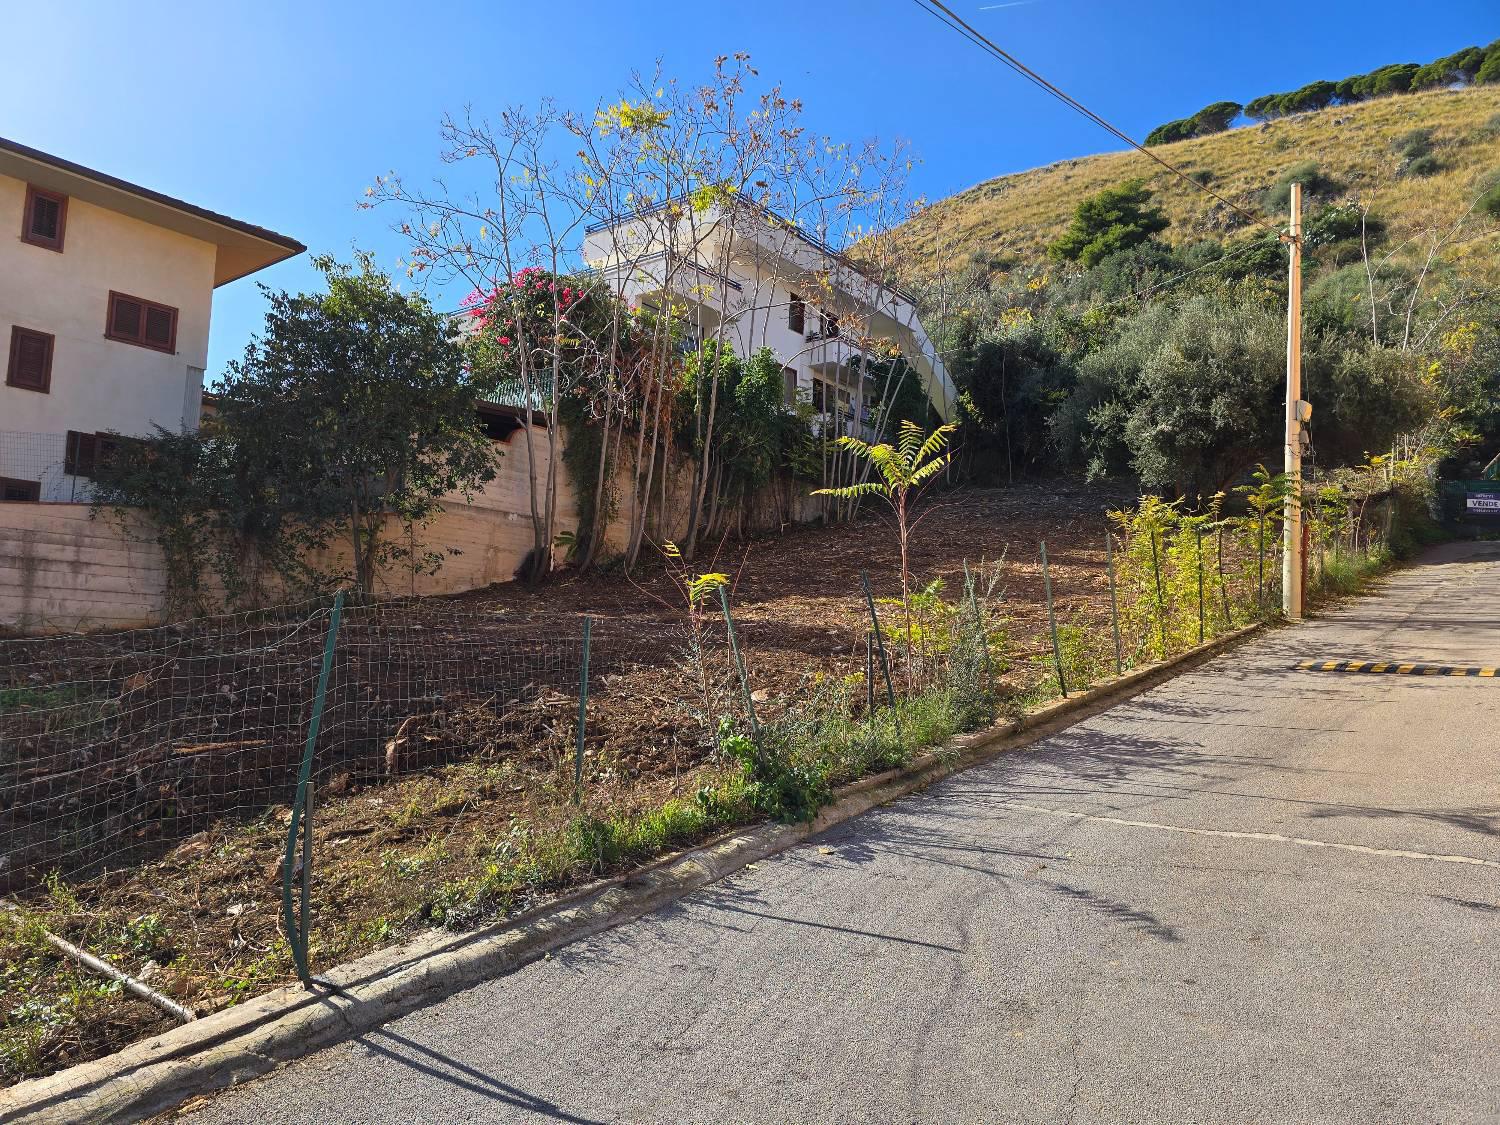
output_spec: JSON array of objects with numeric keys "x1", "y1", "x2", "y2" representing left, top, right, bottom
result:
[{"x1": 910, "y1": 0, "x2": 1275, "y2": 233}]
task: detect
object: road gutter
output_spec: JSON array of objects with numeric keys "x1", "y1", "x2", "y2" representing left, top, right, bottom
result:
[{"x1": 1, "y1": 623, "x2": 1263, "y2": 1124}]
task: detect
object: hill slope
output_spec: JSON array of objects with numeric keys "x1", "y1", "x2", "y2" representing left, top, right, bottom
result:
[{"x1": 900, "y1": 85, "x2": 1500, "y2": 275}]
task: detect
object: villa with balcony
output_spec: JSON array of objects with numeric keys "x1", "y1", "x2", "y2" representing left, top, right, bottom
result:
[{"x1": 580, "y1": 200, "x2": 955, "y2": 440}]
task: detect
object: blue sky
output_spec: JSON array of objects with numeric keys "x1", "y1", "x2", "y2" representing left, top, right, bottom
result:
[{"x1": 3, "y1": 1, "x2": 1494, "y2": 375}]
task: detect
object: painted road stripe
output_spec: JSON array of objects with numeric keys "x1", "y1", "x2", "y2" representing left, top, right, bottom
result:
[
  {"x1": 1296, "y1": 659, "x2": 1499, "y2": 677},
  {"x1": 1002, "y1": 803, "x2": 1500, "y2": 870}
]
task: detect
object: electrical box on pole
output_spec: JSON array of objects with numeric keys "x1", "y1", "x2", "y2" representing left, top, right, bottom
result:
[{"x1": 1282, "y1": 182, "x2": 1304, "y2": 620}]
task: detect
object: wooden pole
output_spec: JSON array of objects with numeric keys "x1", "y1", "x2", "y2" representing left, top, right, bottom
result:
[{"x1": 1283, "y1": 181, "x2": 1305, "y2": 620}]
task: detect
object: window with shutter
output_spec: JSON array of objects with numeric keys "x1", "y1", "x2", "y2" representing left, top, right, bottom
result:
[
  {"x1": 106, "y1": 292, "x2": 177, "y2": 352},
  {"x1": 0, "y1": 477, "x2": 41, "y2": 503},
  {"x1": 782, "y1": 365, "x2": 798, "y2": 405},
  {"x1": 788, "y1": 294, "x2": 805, "y2": 335},
  {"x1": 6, "y1": 327, "x2": 54, "y2": 393},
  {"x1": 144, "y1": 306, "x2": 174, "y2": 348},
  {"x1": 65, "y1": 431, "x2": 100, "y2": 478},
  {"x1": 96, "y1": 433, "x2": 124, "y2": 473},
  {"x1": 110, "y1": 296, "x2": 142, "y2": 338},
  {"x1": 21, "y1": 185, "x2": 67, "y2": 251}
]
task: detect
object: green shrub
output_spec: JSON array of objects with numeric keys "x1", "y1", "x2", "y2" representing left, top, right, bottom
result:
[
  {"x1": 1478, "y1": 174, "x2": 1500, "y2": 221},
  {"x1": 1478, "y1": 48, "x2": 1500, "y2": 85},
  {"x1": 1048, "y1": 181, "x2": 1170, "y2": 268},
  {"x1": 1403, "y1": 154, "x2": 1440, "y2": 178},
  {"x1": 1263, "y1": 160, "x2": 1338, "y2": 212},
  {"x1": 1303, "y1": 202, "x2": 1379, "y2": 250},
  {"x1": 1392, "y1": 127, "x2": 1435, "y2": 160}
]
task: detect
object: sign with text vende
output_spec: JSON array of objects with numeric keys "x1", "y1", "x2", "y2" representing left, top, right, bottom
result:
[{"x1": 1467, "y1": 493, "x2": 1500, "y2": 513}]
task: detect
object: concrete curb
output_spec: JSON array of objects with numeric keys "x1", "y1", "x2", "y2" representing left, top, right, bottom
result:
[{"x1": 1, "y1": 623, "x2": 1263, "y2": 1123}]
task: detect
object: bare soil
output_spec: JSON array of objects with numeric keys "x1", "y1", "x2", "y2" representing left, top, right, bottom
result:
[{"x1": 1, "y1": 479, "x2": 1142, "y2": 1085}]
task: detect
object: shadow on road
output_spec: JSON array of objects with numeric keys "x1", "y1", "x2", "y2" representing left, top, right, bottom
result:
[{"x1": 353, "y1": 1028, "x2": 606, "y2": 1123}]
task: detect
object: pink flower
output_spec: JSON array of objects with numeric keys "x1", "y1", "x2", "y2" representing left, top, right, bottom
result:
[{"x1": 498, "y1": 336, "x2": 512, "y2": 345}]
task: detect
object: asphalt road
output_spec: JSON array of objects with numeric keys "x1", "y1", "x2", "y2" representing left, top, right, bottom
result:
[{"x1": 194, "y1": 542, "x2": 1500, "y2": 1124}]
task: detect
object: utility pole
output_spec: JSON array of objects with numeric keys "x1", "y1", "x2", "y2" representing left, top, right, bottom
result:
[{"x1": 1282, "y1": 182, "x2": 1306, "y2": 620}]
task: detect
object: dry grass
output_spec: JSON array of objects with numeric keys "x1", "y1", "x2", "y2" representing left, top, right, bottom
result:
[{"x1": 898, "y1": 85, "x2": 1500, "y2": 276}]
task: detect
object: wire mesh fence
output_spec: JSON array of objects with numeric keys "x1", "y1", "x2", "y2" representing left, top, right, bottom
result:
[
  {"x1": 0, "y1": 487, "x2": 1397, "y2": 1086},
  {"x1": 0, "y1": 598, "x2": 594, "y2": 895},
  {"x1": 1, "y1": 601, "x2": 337, "y2": 889},
  {"x1": 0, "y1": 594, "x2": 594, "y2": 1083},
  {"x1": 0, "y1": 431, "x2": 93, "y2": 503}
]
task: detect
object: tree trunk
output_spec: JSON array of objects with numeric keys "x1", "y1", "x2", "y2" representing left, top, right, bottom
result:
[
  {"x1": 579, "y1": 402, "x2": 614, "y2": 572},
  {"x1": 626, "y1": 375, "x2": 664, "y2": 570}
]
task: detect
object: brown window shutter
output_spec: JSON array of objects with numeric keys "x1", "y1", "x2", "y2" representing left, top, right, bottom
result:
[
  {"x1": 1, "y1": 477, "x2": 41, "y2": 502},
  {"x1": 110, "y1": 295, "x2": 143, "y2": 339},
  {"x1": 107, "y1": 292, "x2": 178, "y2": 351},
  {"x1": 65, "y1": 431, "x2": 99, "y2": 478},
  {"x1": 6, "y1": 326, "x2": 54, "y2": 392},
  {"x1": 96, "y1": 433, "x2": 122, "y2": 473},
  {"x1": 30, "y1": 196, "x2": 59, "y2": 240},
  {"x1": 21, "y1": 185, "x2": 67, "y2": 251},
  {"x1": 788, "y1": 294, "x2": 805, "y2": 335},
  {"x1": 144, "y1": 306, "x2": 175, "y2": 348}
]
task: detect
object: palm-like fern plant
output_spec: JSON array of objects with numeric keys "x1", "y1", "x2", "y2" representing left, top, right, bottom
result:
[{"x1": 814, "y1": 420, "x2": 958, "y2": 687}]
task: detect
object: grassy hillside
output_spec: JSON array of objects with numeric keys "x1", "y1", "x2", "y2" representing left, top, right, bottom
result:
[{"x1": 900, "y1": 84, "x2": 1500, "y2": 276}]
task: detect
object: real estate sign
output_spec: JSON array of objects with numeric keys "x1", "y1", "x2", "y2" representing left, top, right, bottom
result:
[{"x1": 1467, "y1": 493, "x2": 1500, "y2": 514}]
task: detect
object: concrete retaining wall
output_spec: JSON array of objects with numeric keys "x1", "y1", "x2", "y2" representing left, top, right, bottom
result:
[{"x1": 0, "y1": 420, "x2": 826, "y2": 633}]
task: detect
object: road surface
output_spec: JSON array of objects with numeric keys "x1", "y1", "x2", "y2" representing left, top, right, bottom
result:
[{"x1": 194, "y1": 542, "x2": 1500, "y2": 1123}]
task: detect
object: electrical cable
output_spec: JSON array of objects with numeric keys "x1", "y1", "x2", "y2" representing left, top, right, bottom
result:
[{"x1": 910, "y1": 0, "x2": 1276, "y2": 233}]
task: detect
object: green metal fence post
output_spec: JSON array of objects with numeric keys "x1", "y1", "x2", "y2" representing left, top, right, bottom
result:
[
  {"x1": 1149, "y1": 528, "x2": 1169, "y2": 657},
  {"x1": 860, "y1": 570, "x2": 898, "y2": 711},
  {"x1": 574, "y1": 615, "x2": 592, "y2": 807},
  {"x1": 1105, "y1": 533, "x2": 1123, "y2": 676},
  {"x1": 865, "y1": 631, "x2": 875, "y2": 714},
  {"x1": 282, "y1": 590, "x2": 344, "y2": 990},
  {"x1": 717, "y1": 586, "x2": 760, "y2": 740},
  {"x1": 1040, "y1": 541, "x2": 1067, "y2": 699}
]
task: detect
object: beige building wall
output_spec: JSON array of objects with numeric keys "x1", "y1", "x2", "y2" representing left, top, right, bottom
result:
[{"x1": 0, "y1": 171, "x2": 216, "y2": 441}]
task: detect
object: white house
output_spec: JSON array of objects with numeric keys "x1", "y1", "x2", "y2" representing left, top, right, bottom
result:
[
  {"x1": 0, "y1": 136, "x2": 303, "y2": 502},
  {"x1": 580, "y1": 199, "x2": 955, "y2": 437}
]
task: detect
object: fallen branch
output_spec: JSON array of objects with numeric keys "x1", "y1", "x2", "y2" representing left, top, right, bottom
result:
[
  {"x1": 1, "y1": 900, "x2": 197, "y2": 1024},
  {"x1": 170, "y1": 739, "x2": 270, "y2": 757}
]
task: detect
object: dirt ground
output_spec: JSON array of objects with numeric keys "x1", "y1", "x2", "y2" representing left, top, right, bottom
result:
[{"x1": 1, "y1": 479, "x2": 1147, "y2": 1085}]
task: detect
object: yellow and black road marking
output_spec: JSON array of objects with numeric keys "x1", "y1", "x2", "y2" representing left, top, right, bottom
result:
[{"x1": 1296, "y1": 659, "x2": 1498, "y2": 678}]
